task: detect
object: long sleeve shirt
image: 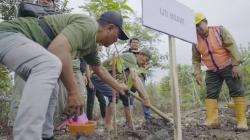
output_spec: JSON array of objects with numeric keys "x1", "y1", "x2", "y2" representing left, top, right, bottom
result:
[{"x1": 192, "y1": 27, "x2": 242, "y2": 76}]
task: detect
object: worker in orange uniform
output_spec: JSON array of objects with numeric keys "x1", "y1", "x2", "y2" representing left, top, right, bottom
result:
[{"x1": 192, "y1": 13, "x2": 248, "y2": 130}]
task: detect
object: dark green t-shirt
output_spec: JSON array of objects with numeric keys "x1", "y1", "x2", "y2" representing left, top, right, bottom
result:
[
  {"x1": 102, "y1": 53, "x2": 138, "y2": 72},
  {"x1": 0, "y1": 14, "x2": 100, "y2": 65},
  {"x1": 102, "y1": 53, "x2": 138, "y2": 82}
]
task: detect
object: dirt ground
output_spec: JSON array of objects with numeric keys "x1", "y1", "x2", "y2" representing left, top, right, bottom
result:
[
  {"x1": 55, "y1": 106, "x2": 250, "y2": 140},
  {"x1": 2, "y1": 106, "x2": 250, "y2": 140}
]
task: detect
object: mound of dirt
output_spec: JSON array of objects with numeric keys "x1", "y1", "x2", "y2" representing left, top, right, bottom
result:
[
  {"x1": 3, "y1": 106, "x2": 250, "y2": 140},
  {"x1": 55, "y1": 107, "x2": 250, "y2": 140}
]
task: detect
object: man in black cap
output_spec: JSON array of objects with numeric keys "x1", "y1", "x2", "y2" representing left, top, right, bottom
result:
[{"x1": 0, "y1": 11, "x2": 128, "y2": 140}]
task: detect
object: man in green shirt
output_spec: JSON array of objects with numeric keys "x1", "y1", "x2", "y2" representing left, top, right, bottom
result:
[
  {"x1": 193, "y1": 13, "x2": 248, "y2": 130},
  {"x1": 123, "y1": 38, "x2": 153, "y2": 121},
  {"x1": 0, "y1": 11, "x2": 129, "y2": 140},
  {"x1": 91, "y1": 49, "x2": 152, "y2": 131},
  {"x1": 8, "y1": 1, "x2": 66, "y2": 139}
]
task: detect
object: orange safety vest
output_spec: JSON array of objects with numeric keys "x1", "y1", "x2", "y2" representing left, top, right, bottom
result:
[{"x1": 196, "y1": 26, "x2": 231, "y2": 71}]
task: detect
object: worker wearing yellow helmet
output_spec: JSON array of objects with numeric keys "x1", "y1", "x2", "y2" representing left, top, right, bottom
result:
[
  {"x1": 192, "y1": 12, "x2": 248, "y2": 131},
  {"x1": 195, "y1": 12, "x2": 206, "y2": 25}
]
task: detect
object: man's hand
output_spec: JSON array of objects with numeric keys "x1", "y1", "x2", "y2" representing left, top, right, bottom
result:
[
  {"x1": 92, "y1": 65, "x2": 128, "y2": 95},
  {"x1": 143, "y1": 98, "x2": 151, "y2": 107},
  {"x1": 195, "y1": 74, "x2": 202, "y2": 86},
  {"x1": 117, "y1": 83, "x2": 128, "y2": 95},
  {"x1": 82, "y1": 74, "x2": 88, "y2": 86},
  {"x1": 67, "y1": 90, "x2": 85, "y2": 116},
  {"x1": 88, "y1": 80, "x2": 95, "y2": 90},
  {"x1": 232, "y1": 66, "x2": 241, "y2": 78},
  {"x1": 48, "y1": 33, "x2": 84, "y2": 117}
]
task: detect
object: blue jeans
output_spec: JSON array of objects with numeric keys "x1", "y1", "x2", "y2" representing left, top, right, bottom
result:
[
  {"x1": 86, "y1": 82, "x2": 106, "y2": 120},
  {"x1": 91, "y1": 74, "x2": 131, "y2": 107},
  {"x1": 143, "y1": 106, "x2": 152, "y2": 120},
  {"x1": 130, "y1": 79, "x2": 152, "y2": 120}
]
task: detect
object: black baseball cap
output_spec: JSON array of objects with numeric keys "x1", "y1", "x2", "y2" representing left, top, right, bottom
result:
[{"x1": 99, "y1": 11, "x2": 129, "y2": 40}]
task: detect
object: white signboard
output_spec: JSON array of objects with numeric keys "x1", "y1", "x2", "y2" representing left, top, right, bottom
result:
[{"x1": 142, "y1": 0, "x2": 197, "y2": 44}]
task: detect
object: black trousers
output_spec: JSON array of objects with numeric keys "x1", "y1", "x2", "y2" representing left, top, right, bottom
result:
[{"x1": 205, "y1": 65, "x2": 244, "y2": 99}]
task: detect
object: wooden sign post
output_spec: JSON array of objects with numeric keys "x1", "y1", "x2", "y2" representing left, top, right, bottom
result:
[{"x1": 142, "y1": 0, "x2": 197, "y2": 139}]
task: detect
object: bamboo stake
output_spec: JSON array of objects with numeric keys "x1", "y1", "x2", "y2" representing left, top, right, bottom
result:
[
  {"x1": 111, "y1": 52, "x2": 118, "y2": 137},
  {"x1": 114, "y1": 44, "x2": 134, "y2": 129}
]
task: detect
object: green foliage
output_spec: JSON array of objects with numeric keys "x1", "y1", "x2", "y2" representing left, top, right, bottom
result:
[
  {"x1": 239, "y1": 45, "x2": 250, "y2": 98},
  {"x1": 116, "y1": 57, "x2": 125, "y2": 73},
  {"x1": 0, "y1": 0, "x2": 71, "y2": 20},
  {"x1": 80, "y1": 0, "x2": 133, "y2": 19},
  {"x1": 55, "y1": 0, "x2": 73, "y2": 13},
  {"x1": 159, "y1": 76, "x2": 171, "y2": 97},
  {"x1": 0, "y1": 65, "x2": 12, "y2": 92},
  {"x1": 154, "y1": 64, "x2": 206, "y2": 110},
  {"x1": 80, "y1": 0, "x2": 134, "y2": 45},
  {"x1": 128, "y1": 17, "x2": 161, "y2": 44},
  {"x1": 127, "y1": 75, "x2": 133, "y2": 90},
  {"x1": 0, "y1": 0, "x2": 18, "y2": 20},
  {"x1": 136, "y1": 67, "x2": 148, "y2": 74},
  {"x1": 0, "y1": 65, "x2": 11, "y2": 134}
]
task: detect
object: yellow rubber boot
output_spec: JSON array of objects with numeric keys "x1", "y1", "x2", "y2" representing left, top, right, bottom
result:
[
  {"x1": 233, "y1": 97, "x2": 248, "y2": 130},
  {"x1": 205, "y1": 99, "x2": 220, "y2": 128}
]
